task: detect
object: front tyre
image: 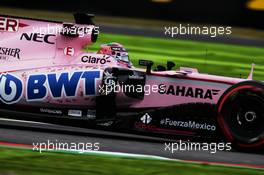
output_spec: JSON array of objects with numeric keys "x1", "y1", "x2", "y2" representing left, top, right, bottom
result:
[{"x1": 217, "y1": 81, "x2": 264, "y2": 150}]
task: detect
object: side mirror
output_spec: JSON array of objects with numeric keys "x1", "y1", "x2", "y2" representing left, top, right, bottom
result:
[
  {"x1": 139, "y1": 60, "x2": 154, "y2": 74},
  {"x1": 74, "y1": 13, "x2": 95, "y2": 25},
  {"x1": 167, "y1": 61, "x2": 175, "y2": 70},
  {"x1": 156, "y1": 65, "x2": 166, "y2": 71}
]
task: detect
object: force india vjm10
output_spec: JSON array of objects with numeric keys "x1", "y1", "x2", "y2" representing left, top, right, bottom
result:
[{"x1": 0, "y1": 13, "x2": 263, "y2": 150}]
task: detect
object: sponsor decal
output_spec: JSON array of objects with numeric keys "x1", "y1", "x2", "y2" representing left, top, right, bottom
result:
[
  {"x1": 26, "y1": 71, "x2": 100, "y2": 101},
  {"x1": 99, "y1": 71, "x2": 116, "y2": 95},
  {"x1": 134, "y1": 122, "x2": 156, "y2": 131},
  {"x1": 0, "y1": 17, "x2": 19, "y2": 32},
  {"x1": 68, "y1": 110, "x2": 82, "y2": 117},
  {"x1": 0, "y1": 47, "x2": 20, "y2": 60},
  {"x1": 0, "y1": 74, "x2": 23, "y2": 104},
  {"x1": 0, "y1": 71, "x2": 100, "y2": 104},
  {"x1": 128, "y1": 75, "x2": 144, "y2": 80},
  {"x1": 160, "y1": 118, "x2": 216, "y2": 131},
  {"x1": 81, "y1": 55, "x2": 111, "y2": 64},
  {"x1": 103, "y1": 71, "x2": 115, "y2": 87},
  {"x1": 140, "y1": 113, "x2": 152, "y2": 124},
  {"x1": 40, "y1": 108, "x2": 62, "y2": 115},
  {"x1": 134, "y1": 113, "x2": 154, "y2": 130},
  {"x1": 20, "y1": 33, "x2": 56, "y2": 44},
  {"x1": 64, "y1": 47, "x2": 75, "y2": 56},
  {"x1": 87, "y1": 109, "x2": 96, "y2": 119},
  {"x1": 158, "y1": 84, "x2": 220, "y2": 100},
  {"x1": 111, "y1": 47, "x2": 126, "y2": 52},
  {"x1": 97, "y1": 121, "x2": 114, "y2": 127}
]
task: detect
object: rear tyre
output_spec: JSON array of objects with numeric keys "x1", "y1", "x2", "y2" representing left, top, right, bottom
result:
[{"x1": 217, "y1": 81, "x2": 264, "y2": 150}]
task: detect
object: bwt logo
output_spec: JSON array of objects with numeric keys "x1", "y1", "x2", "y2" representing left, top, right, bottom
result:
[
  {"x1": 0, "y1": 74, "x2": 23, "y2": 104},
  {"x1": 0, "y1": 71, "x2": 101, "y2": 104}
]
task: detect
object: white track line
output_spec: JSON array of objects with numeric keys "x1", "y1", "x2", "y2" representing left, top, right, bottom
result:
[{"x1": 0, "y1": 118, "x2": 54, "y2": 125}]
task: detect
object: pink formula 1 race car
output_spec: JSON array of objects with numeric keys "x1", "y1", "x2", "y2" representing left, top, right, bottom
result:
[{"x1": 0, "y1": 13, "x2": 263, "y2": 150}]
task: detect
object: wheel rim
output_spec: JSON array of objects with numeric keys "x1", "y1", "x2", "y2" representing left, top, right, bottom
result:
[{"x1": 223, "y1": 91, "x2": 264, "y2": 143}]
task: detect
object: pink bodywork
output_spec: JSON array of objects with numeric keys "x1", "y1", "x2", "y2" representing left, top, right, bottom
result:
[{"x1": 0, "y1": 15, "x2": 248, "y2": 109}]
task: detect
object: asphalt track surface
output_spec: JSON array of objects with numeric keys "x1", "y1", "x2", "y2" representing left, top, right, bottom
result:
[
  {"x1": 0, "y1": 118, "x2": 264, "y2": 166},
  {"x1": 0, "y1": 25, "x2": 264, "y2": 167}
]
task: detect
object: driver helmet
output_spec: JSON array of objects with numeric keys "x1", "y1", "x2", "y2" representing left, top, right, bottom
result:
[{"x1": 97, "y1": 42, "x2": 132, "y2": 67}]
